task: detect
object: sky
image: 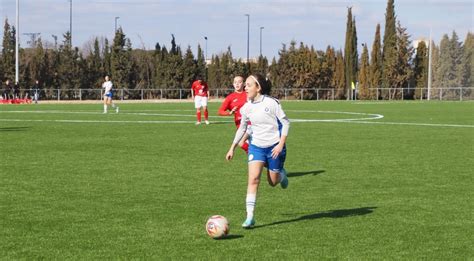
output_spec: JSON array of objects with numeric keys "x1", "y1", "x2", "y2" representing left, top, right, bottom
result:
[{"x1": 0, "y1": 0, "x2": 473, "y2": 59}]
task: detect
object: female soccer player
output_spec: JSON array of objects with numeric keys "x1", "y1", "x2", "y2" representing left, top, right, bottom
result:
[
  {"x1": 225, "y1": 73, "x2": 290, "y2": 228},
  {"x1": 102, "y1": 75, "x2": 119, "y2": 114},
  {"x1": 218, "y1": 76, "x2": 249, "y2": 152},
  {"x1": 191, "y1": 76, "x2": 210, "y2": 125}
]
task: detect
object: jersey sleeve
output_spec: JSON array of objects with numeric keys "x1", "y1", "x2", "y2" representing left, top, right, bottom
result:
[
  {"x1": 232, "y1": 105, "x2": 249, "y2": 144},
  {"x1": 218, "y1": 95, "x2": 232, "y2": 116}
]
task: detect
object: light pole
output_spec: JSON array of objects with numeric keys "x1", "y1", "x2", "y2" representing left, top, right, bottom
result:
[
  {"x1": 115, "y1": 16, "x2": 120, "y2": 32},
  {"x1": 245, "y1": 14, "x2": 250, "y2": 65},
  {"x1": 15, "y1": 0, "x2": 19, "y2": 84},
  {"x1": 204, "y1": 36, "x2": 208, "y2": 61},
  {"x1": 259, "y1": 26, "x2": 264, "y2": 57},
  {"x1": 69, "y1": 0, "x2": 72, "y2": 47}
]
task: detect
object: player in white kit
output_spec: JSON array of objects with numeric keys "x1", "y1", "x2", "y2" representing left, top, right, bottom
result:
[
  {"x1": 226, "y1": 73, "x2": 290, "y2": 228},
  {"x1": 102, "y1": 75, "x2": 119, "y2": 114}
]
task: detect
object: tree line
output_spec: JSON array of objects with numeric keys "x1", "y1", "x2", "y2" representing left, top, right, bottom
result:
[{"x1": 0, "y1": 0, "x2": 472, "y2": 100}]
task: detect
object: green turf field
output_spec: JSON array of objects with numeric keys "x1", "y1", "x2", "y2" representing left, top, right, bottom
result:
[{"x1": 0, "y1": 101, "x2": 473, "y2": 259}]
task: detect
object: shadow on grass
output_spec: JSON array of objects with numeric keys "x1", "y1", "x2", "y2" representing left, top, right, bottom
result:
[
  {"x1": 253, "y1": 207, "x2": 377, "y2": 229},
  {"x1": 217, "y1": 234, "x2": 244, "y2": 240},
  {"x1": 0, "y1": 126, "x2": 31, "y2": 132},
  {"x1": 287, "y1": 170, "x2": 325, "y2": 178}
]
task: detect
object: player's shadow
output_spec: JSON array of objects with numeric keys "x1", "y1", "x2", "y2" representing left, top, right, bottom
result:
[
  {"x1": 287, "y1": 170, "x2": 325, "y2": 178},
  {"x1": 253, "y1": 206, "x2": 377, "y2": 229},
  {"x1": 0, "y1": 127, "x2": 31, "y2": 132}
]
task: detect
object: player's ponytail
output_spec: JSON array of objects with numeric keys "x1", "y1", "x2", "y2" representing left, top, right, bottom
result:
[{"x1": 250, "y1": 73, "x2": 272, "y2": 95}]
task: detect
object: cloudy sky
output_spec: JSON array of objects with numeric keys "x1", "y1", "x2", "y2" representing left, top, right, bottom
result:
[{"x1": 0, "y1": 0, "x2": 472, "y2": 59}]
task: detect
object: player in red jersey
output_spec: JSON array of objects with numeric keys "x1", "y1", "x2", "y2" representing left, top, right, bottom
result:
[
  {"x1": 218, "y1": 76, "x2": 249, "y2": 152},
  {"x1": 191, "y1": 76, "x2": 210, "y2": 125}
]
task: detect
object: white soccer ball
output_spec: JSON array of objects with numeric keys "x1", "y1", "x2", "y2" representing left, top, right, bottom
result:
[{"x1": 206, "y1": 215, "x2": 229, "y2": 239}]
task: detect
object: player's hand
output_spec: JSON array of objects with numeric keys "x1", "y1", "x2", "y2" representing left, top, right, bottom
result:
[
  {"x1": 271, "y1": 144, "x2": 283, "y2": 159},
  {"x1": 230, "y1": 106, "x2": 238, "y2": 115},
  {"x1": 226, "y1": 150, "x2": 234, "y2": 161}
]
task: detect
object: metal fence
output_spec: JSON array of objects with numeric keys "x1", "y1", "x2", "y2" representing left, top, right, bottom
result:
[{"x1": 2, "y1": 87, "x2": 473, "y2": 101}]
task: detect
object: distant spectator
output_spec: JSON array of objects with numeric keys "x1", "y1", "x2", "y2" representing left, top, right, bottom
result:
[
  {"x1": 3, "y1": 79, "x2": 12, "y2": 99},
  {"x1": 13, "y1": 82, "x2": 20, "y2": 99}
]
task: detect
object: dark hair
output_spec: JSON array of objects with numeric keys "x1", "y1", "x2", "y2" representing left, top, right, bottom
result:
[{"x1": 251, "y1": 73, "x2": 272, "y2": 95}]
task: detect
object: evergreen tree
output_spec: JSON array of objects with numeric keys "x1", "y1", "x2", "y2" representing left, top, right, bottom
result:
[
  {"x1": 182, "y1": 46, "x2": 197, "y2": 90},
  {"x1": 459, "y1": 32, "x2": 473, "y2": 87},
  {"x1": 358, "y1": 44, "x2": 370, "y2": 99},
  {"x1": 382, "y1": 0, "x2": 398, "y2": 98},
  {"x1": 2, "y1": 19, "x2": 16, "y2": 80},
  {"x1": 437, "y1": 34, "x2": 453, "y2": 88},
  {"x1": 111, "y1": 28, "x2": 134, "y2": 89},
  {"x1": 344, "y1": 7, "x2": 358, "y2": 99},
  {"x1": 392, "y1": 21, "x2": 413, "y2": 99},
  {"x1": 334, "y1": 50, "x2": 346, "y2": 99},
  {"x1": 196, "y1": 44, "x2": 206, "y2": 81},
  {"x1": 370, "y1": 23, "x2": 382, "y2": 99},
  {"x1": 29, "y1": 38, "x2": 49, "y2": 88},
  {"x1": 413, "y1": 41, "x2": 428, "y2": 99}
]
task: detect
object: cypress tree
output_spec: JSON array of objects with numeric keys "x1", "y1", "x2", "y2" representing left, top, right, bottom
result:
[
  {"x1": 437, "y1": 34, "x2": 452, "y2": 88},
  {"x1": 344, "y1": 7, "x2": 355, "y2": 99},
  {"x1": 370, "y1": 23, "x2": 382, "y2": 99},
  {"x1": 413, "y1": 41, "x2": 428, "y2": 99},
  {"x1": 2, "y1": 19, "x2": 16, "y2": 80},
  {"x1": 382, "y1": 0, "x2": 398, "y2": 97},
  {"x1": 334, "y1": 50, "x2": 346, "y2": 99},
  {"x1": 358, "y1": 44, "x2": 370, "y2": 99}
]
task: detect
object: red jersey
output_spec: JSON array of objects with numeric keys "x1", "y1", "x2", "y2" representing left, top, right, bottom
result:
[
  {"x1": 218, "y1": 91, "x2": 248, "y2": 127},
  {"x1": 191, "y1": 80, "x2": 209, "y2": 97}
]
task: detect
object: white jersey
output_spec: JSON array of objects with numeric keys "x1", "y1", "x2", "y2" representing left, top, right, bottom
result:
[
  {"x1": 102, "y1": 80, "x2": 113, "y2": 94},
  {"x1": 233, "y1": 95, "x2": 290, "y2": 148}
]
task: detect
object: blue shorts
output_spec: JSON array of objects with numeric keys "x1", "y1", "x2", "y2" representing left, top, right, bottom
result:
[
  {"x1": 248, "y1": 143, "x2": 286, "y2": 173},
  {"x1": 105, "y1": 92, "x2": 113, "y2": 98}
]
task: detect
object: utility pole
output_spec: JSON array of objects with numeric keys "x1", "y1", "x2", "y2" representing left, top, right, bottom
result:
[
  {"x1": 259, "y1": 26, "x2": 264, "y2": 57},
  {"x1": 245, "y1": 14, "x2": 250, "y2": 70}
]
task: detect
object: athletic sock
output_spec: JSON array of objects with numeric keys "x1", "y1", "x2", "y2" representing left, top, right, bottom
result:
[
  {"x1": 204, "y1": 109, "x2": 209, "y2": 120},
  {"x1": 197, "y1": 111, "x2": 202, "y2": 122},
  {"x1": 246, "y1": 193, "x2": 256, "y2": 220},
  {"x1": 103, "y1": 104, "x2": 107, "y2": 113}
]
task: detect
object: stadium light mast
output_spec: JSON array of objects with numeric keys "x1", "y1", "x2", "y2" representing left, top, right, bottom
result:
[
  {"x1": 69, "y1": 0, "x2": 72, "y2": 47},
  {"x1": 427, "y1": 29, "x2": 433, "y2": 101},
  {"x1": 204, "y1": 36, "x2": 208, "y2": 61},
  {"x1": 245, "y1": 14, "x2": 250, "y2": 65},
  {"x1": 115, "y1": 16, "x2": 120, "y2": 32},
  {"x1": 259, "y1": 26, "x2": 264, "y2": 57},
  {"x1": 15, "y1": 0, "x2": 19, "y2": 84}
]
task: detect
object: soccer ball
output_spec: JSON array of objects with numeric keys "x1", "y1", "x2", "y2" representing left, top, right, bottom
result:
[{"x1": 206, "y1": 215, "x2": 229, "y2": 239}]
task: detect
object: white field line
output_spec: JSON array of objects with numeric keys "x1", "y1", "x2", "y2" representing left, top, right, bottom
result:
[{"x1": 1, "y1": 110, "x2": 472, "y2": 128}]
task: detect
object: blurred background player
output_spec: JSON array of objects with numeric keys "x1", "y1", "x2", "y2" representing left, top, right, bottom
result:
[
  {"x1": 191, "y1": 76, "x2": 210, "y2": 125},
  {"x1": 218, "y1": 76, "x2": 249, "y2": 152},
  {"x1": 102, "y1": 75, "x2": 119, "y2": 113},
  {"x1": 32, "y1": 80, "x2": 41, "y2": 104},
  {"x1": 226, "y1": 73, "x2": 290, "y2": 229}
]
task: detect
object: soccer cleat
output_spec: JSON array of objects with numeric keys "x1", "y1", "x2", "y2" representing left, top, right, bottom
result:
[
  {"x1": 115, "y1": 107, "x2": 119, "y2": 113},
  {"x1": 280, "y1": 168, "x2": 289, "y2": 189},
  {"x1": 241, "y1": 217, "x2": 255, "y2": 228},
  {"x1": 205, "y1": 120, "x2": 210, "y2": 125},
  {"x1": 195, "y1": 121, "x2": 201, "y2": 125}
]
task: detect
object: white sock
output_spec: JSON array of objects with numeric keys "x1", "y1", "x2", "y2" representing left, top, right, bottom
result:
[
  {"x1": 246, "y1": 194, "x2": 256, "y2": 220},
  {"x1": 111, "y1": 103, "x2": 116, "y2": 108},
  {"x1": 103, "y1": 104, "x2": 107, "y2": 112}
]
